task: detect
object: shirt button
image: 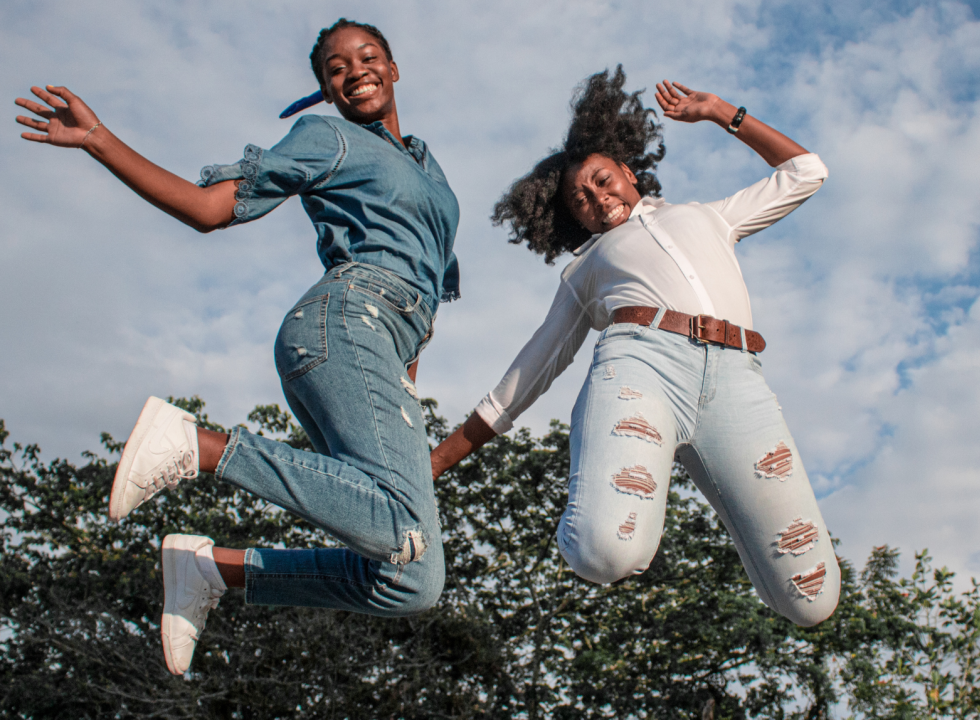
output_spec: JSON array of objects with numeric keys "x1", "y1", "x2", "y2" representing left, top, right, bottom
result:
[{"x1": 688, "y1": 274, "x2": 695, "y2": 279}]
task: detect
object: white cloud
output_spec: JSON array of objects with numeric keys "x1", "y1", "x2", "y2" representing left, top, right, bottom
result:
[{"x1": 2, "y1": 0, "x2": 980, "y2": 585}]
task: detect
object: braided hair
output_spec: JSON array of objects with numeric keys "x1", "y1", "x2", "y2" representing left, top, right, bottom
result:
[
  {"x1": 491, "y1": 66, "x2": 666, "y2": 264},
  {"x1": 310, "y1": 19, "x2": 394, "y2": 89}
]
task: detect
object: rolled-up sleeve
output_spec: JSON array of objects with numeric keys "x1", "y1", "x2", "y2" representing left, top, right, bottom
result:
[
  {"x1": 705, "y1": 153, "x2": 828, "y2": 243},
  {"x1": 197, "y1": 115, "x2": 345, "y2": 226},
  {"x1": 475, "y1": 281, "x2": 592, "y2": 434}
]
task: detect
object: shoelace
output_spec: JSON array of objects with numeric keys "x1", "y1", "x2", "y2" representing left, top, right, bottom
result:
[
  {"x1": 188, "y1": 586, "x2": 222, "y2": 641},
  {"x1": 150, "y1": 450, "x2": 198, "y2": 493}
]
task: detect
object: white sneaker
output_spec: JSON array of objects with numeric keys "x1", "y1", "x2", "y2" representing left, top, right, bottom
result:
[
  {"x1": 161, "y1": 534, "x2": 225, "y2": 675},
  {"x1": 110, "y1": 397, "x2": 199, "y2": 521}
]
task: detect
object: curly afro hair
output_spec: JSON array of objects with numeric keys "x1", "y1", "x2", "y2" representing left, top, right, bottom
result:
[
  {"x1": 310, "y1": 19, "x2": 394, "y2": 90},
  {"x1": 491, "y1": 66, "x2": 666, "y2": 264}
]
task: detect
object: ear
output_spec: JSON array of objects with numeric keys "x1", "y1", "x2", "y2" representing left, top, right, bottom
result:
[
  {"x1": 619, "y1": 162, "x2": 638, "y2": 186},
  {"x1": 390, "y1": 60, "x2": 400, "y2": 83},
  {"x1": 320, "y1": 82, "x2": 335, "y2": 105}
]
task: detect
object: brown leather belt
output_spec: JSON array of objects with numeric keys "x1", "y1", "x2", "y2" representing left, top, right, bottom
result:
[{"x1": 611, "y1": 306, "x2": 766, "y2": 353}]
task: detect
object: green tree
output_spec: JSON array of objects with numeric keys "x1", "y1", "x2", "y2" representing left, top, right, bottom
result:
[{"x1": 1, "y1": 401, "x2": 978, "y2": 719}]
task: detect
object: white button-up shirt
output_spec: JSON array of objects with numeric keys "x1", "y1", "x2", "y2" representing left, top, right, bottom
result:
[{"x1": 475, "y1": 153, "x2": 828, "y2": 434}]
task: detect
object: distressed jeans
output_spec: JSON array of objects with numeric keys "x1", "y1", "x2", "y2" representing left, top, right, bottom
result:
[
  {"x1": 559, "y1": 315, "x2": 840, "y2": 627},
  {"x1": 215, "y1": 263, "x2": 444, "y2": 616}
]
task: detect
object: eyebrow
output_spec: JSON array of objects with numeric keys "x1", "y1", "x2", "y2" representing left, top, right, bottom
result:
[{"x1": 325, "y1": 42, "x2": 381, "y2": 64}]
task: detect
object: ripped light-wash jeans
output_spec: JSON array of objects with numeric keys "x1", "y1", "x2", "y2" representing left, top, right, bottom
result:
[
  {"x1": 558, "y1": 316, "x2": 840, "y2": 627},
  {"x1": 215, "y1": 263, "x2": 443, "y2": 616}
]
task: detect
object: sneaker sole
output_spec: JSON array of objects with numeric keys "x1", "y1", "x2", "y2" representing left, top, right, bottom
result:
[
  {"x1": 109, "y1": 397, "x2": 181, "y2": 521},
  {"x1": 161, "y1": 533, "x2": 196, "y2": 675}
]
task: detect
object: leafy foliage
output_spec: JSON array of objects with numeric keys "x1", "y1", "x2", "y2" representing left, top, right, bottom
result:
[{"x1": 1, "y1": 402, "x2": 978, "y2": 718}]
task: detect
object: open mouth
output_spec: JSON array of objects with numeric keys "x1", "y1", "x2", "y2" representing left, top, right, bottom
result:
[
  {"x1": 602, "y1": 204, "x2": 627, "y2": 226},
  {"x1": 349, "y1": 83, "x2": 379, "y2": 98}
]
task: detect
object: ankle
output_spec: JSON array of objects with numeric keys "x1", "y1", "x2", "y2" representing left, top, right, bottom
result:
[
  {"x1": 197, "y1": 428, "x2": 230, "y2": 474},
  {"x1": 212, "y1": 547, "x2": 246, "y2": 588}
]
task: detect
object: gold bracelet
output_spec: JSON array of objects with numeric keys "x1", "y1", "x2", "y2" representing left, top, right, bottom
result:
[{"x1": 79, "y1": 121, "x2": 102, "y2": 148}]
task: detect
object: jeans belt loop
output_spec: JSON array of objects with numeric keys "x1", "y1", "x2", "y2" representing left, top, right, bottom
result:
[
  {"x1": 652, "y1": 306, "x2": 667, "y2": 329},
  {"x1": 740, "y1": 326, "x2": 748, "y2": 353}
]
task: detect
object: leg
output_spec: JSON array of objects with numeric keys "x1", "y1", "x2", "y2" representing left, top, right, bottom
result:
[
  {"x1": 212, "y1": 547, "x2": 245, "y2": 588},
  {"x1": 213, "y1": 266, "x2": 444, "y2": 614},
  {"x1": 197, "y1": 427, "x2": 229, "y2": 474},
  {"x1": 559, "y1": 326, "x2": 678, "y2": 584},
  {"x1": 682, "y1": 348, "x2": 840, "y2": 627},
  {"x1": 114, "y1": 266, "x2": 443, "y2": 615}
]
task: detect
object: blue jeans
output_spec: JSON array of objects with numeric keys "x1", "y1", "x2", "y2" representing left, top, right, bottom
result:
[
  {"x1": 215, "y1": 263, "x2": 443, "y2": 616},
  {"x1": 559, "y1": 314, "x2": 840, "y2": 627}
]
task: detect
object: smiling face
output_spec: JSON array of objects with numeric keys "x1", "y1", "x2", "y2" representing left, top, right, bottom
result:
[
  {"x1": 562, "y1": 154, "x2": 642, "y2": 235},
  {"x1": 320, "y1": 26, "x2": 399, "y2": 126}
]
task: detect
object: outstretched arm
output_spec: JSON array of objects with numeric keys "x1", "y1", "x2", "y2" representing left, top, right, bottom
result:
[
  {"x1": 654, "y1": 80, "x2": 807, "y2": 167},
  {"x1": 16, "y1": 85, "x2": 237, "y2": 232},
  {"x1": 430, "y1": 412, "x2": 497, "y2": 480}
]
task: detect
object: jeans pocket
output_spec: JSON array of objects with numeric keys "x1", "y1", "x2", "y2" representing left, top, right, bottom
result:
[
  {"x1": 348, "y1": 282, "x2": 420, "y2": 316},
  {"x1": 595, "y1": 323, "x2": 637, "y2": 349},
  {"x1": 274, "y1": 294, "x2": 329, "y2": 381}
]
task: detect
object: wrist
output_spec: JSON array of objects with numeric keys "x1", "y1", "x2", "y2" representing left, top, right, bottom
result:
[
  {"x1": 78, "y1": 121, "x2": 103, "y2": 150},
  {"x1": 709, "y1": 99, "x2": 738, "y2": 127},
  {"x1": 80, "y1": 124, "x2": 112, "y2": 158}
]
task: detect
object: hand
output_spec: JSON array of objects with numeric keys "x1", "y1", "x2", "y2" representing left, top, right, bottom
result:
[
  {"x1": 654, "y1": 80, "x2": 723, "y2": 124},
  {"x1": 15, "y1": 85, "x2": 101, "y2": 148}
]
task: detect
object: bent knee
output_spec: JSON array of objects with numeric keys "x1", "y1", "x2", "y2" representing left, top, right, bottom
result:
[
  {"x1": 384, "y1": 562, "x2": 444, "y2": 615},
  {"x1": 771, "y1": 559, "x2": 841, "y2": 627},
  {"x1": 560, "y1": 535, "x2": 653, "y2": 585},
  {"x1": 388, "y1": 538, "x2": 445, "y2": 615},
  {"x1": 782, "y1": 591, "x2": 839, "y2": 627}
]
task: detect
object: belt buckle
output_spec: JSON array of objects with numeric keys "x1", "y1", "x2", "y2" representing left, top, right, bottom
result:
[{"x1": 691, "y1": 314, "x2": 710, "y2": 344}]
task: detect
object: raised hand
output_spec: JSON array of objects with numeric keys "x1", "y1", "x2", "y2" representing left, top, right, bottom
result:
[
  {"x1": 15, "y1": 85, "x2": 101, "y2": 148},
  {"x1": 654, "y1": 80, "x2": 722, "y2": 124}
]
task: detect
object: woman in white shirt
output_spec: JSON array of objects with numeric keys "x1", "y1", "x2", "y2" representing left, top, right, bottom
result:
[{"x1": 431, "y1": 67, "x2": 840, "y2": 627}]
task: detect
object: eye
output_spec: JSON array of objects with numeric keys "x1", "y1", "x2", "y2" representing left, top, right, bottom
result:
[
  {"x1": 363, "y1": 54, "x2": 378, "y2": 62},
  {"x1": 329, "y1": 65, "x2": 345, "y2": 76}
]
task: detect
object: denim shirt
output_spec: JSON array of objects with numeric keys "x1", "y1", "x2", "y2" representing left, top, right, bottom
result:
[{"x1": 198, "y1": 115, "x2": 461, "y2": 309}]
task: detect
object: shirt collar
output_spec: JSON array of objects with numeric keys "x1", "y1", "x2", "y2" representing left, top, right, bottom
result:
[
  {"x1": 571, "y1": 195, "x2": 667, "y2": 256},
  {"x1": 363, "y1": 121, "x2": 426, "y2": 165}
]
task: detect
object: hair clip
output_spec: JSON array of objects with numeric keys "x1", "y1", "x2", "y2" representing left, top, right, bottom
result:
[{"x1": 280, "y1": 90, "x2": 325, "y2": 119}]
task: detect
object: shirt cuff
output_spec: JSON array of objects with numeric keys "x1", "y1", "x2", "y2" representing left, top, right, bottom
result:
[
  {"x1": 474, "y1": 393, "x2": 514, "y2": 435},
  {"x1": 775, "y1": 152, "x2": 829, "y2": 181}
]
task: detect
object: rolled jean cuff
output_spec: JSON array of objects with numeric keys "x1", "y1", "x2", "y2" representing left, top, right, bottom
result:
[
  {"x1": 214, "y1": 425, "x2": 246, "y2": 481},
  {"x1": 244, "y1": 547, "x2": 259, "y2": 605}
]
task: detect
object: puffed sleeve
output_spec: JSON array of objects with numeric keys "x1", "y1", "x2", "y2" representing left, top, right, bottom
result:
[
  {"x1": 440, "y1": 252, "x2": 461, "y2": 303},
  {"x1": 197, "y1": 115, "x2": 345, "y2": 226},
  {"x1": 704, "y1": 153, "x2": 828, "y2": 244},
  {"x1": 475, "y1": 279, "x2": 592, "y2": 434}
]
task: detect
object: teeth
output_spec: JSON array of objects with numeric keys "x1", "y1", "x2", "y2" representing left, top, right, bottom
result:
[
  {"x1": 350, "y1": 84, "x2": 378, "y2": 97},
  {"x1": 604, "y1": 205, "x2": 625, "y2": 224}
]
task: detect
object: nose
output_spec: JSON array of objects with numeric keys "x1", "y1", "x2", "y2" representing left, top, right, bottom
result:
[{"x1": 596, "y1": 193, "x2": 617, "y2": 215}]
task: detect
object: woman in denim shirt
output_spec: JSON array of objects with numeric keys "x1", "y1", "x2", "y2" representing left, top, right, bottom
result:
[{"x1": 17, "y1": 19, "x2": 456, "y2": 674}]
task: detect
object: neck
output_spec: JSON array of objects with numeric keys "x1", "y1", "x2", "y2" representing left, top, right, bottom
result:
[{"x1": 379, "y1": 100, "x2": 404, "y2": 147}]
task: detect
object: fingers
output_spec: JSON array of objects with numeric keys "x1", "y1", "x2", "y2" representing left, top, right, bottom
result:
[
  {"x1": 30, "y1": 85, "x2": 68, "y2": 109},
  {"x1": 46, "y1": 84, "x2": 81, "y2": 105},
  {"x1": 661, "y1": 79, "x2": 690, "y2": 99},
  {"x1": 672, "y1": 81, "x2": 694, "y2": 95},
  {"x1": 14, "y1": 97, "x2": 54, "y2": 119},
  {"x1": 15, "y1": 115, "x2": 49, "y2": 132},
  {"x1": 655, "y1": 83, "x2": 683, "y2": 117},
  {"x1": 20, "y1": 131, "x2": 51, "y2": 144}
]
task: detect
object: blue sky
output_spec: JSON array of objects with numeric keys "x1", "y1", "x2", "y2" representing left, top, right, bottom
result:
[{"x1": 2, "y1": 0, "x2": 979, "y2": 586}]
